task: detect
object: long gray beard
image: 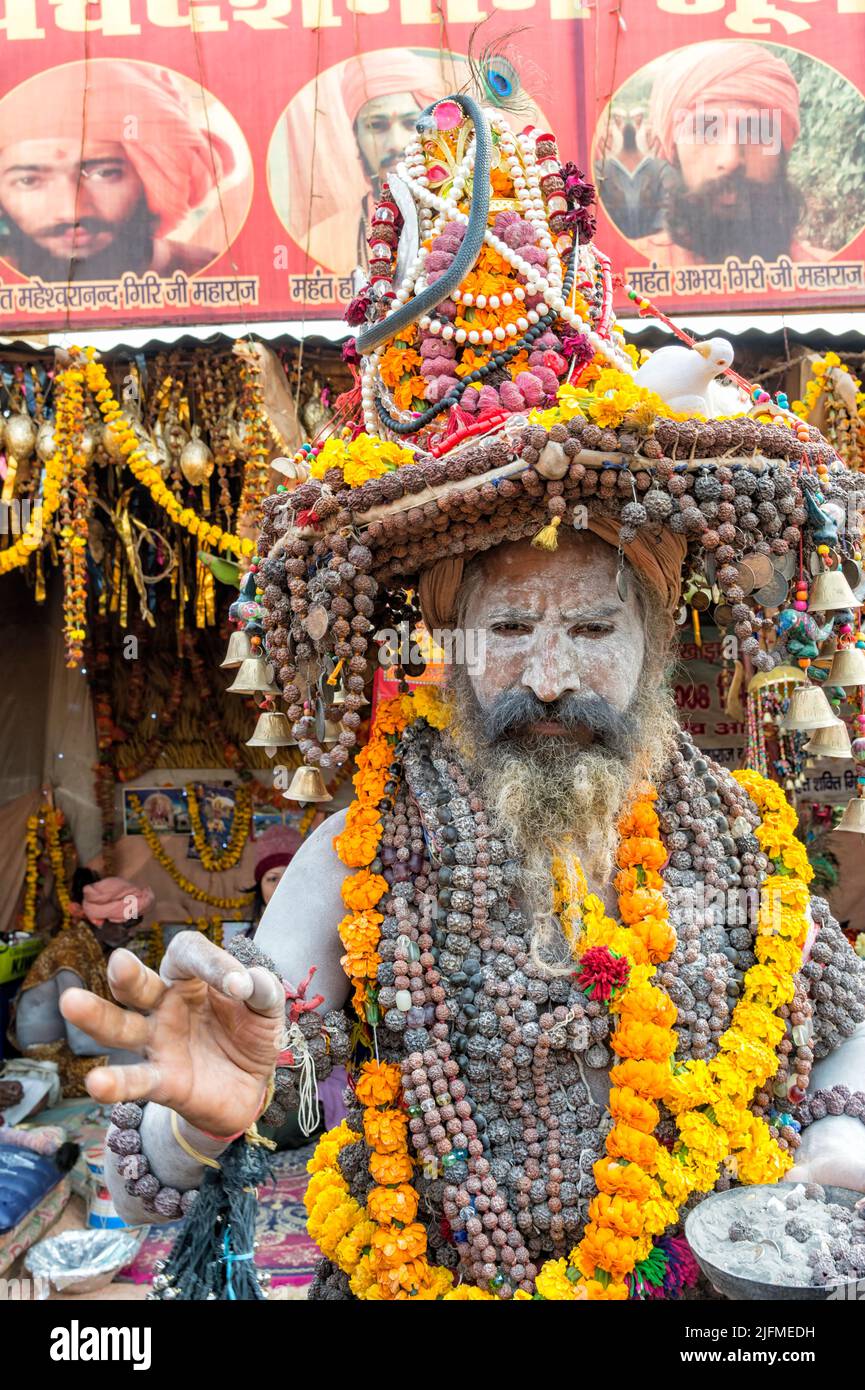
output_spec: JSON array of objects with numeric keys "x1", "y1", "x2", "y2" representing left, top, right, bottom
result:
[{"x1": 444, "y1": 665, "x2": 679, "y2": 974}]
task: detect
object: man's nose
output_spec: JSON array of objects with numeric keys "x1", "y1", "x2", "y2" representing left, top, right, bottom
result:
[
  {"x1": 52, "y1": 173, "x2": 89, "y2": 222},
  {"x1": 521, "y1": 630, "x2": 581, "y2": 704},
  {"x1": 713, "y1": 139, "x2": 744, "y2": 178}
]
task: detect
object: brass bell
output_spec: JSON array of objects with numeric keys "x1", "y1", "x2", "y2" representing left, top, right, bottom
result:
[
  {"x1": 781, "y1": 682, "x2": 837, "y2": 731},
  {"x1": 835, "y1": 797, "x2": 865, "y2": 833},
  {"x1": 283, "y1": 765, "x2": 333, "y2": 804},
  {"x1": 804, "y1": 720, "x2": 852, "y2": 758},
  {"x1": 322, "y1": 717, "x2": 342, "y2": 745},
  {"x1": 330, "y1": 686, "x2": 368, "y2": 710},
  {"x1": 180, "y1": 428, "x2": 214, "y2": 487},
  {"x1": 827, "y1": 646, "x2": 865, "y2": 688},
  {"x1": 36, "y1": 421, "x2": 57, "y2": 461},
  {"x1": 225, "y1": 656, "x2": 280, "y2": 696},
  {"x1": 808, "y1": 569, "x2": 861, "y2": 613},
  {"x1": 246, "y1": 711, "x2": 295, "y2": 757},
  {"x1": 220, "y1": 629, "x2": 253, "y2": 669},
  {"x1": 5, "y1": 411, "x2": 36, "y2": 460}
]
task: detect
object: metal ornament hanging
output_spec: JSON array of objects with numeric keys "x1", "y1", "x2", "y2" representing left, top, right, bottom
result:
[
  {"x1": 220, "y1": 629, "x2": 254, "y2": 669},
  {"x1": 179, "y1": 427, "x2": 214, "y2": 487},
  {"x1": 283, "y1": 766, "x2": 333, "y2": 804},
  {"x1": 752, "y1": 572, "x2": 789, "y2": 609},
  {"x1": 5, "y1": 411, "x2": 37, "y2": 460},
  {"x1": 35, "y1": 422, "x2": 57, "y2": 462},
  {"x1": 304, "y1": 605, "x2": 330, "y2": 641},
  {"x1": 836, "y1": 798, "x2": 865, "y2": 833}
]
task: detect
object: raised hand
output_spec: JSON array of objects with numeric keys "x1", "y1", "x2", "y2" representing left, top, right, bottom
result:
[{"x1": 60, "y1": 931, "x2": 285, "y2": 1137}]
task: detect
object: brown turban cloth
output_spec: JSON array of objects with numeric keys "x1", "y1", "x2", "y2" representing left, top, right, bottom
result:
[{"x1": 418, "y1": 523, "x2": 687, "y2": 631}]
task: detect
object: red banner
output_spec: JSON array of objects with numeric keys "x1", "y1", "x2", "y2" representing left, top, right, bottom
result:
[{"x1": 0, "y1": 1, "x2": 863, "y2": 331}]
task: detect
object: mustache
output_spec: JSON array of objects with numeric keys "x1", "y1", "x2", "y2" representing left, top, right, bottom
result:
[
  {"x1": 482, "y1": 688, "x2": 638, "y2": 753},
  {"x1": 38, "y1": 218, "x2": 113, "y2": 238}
]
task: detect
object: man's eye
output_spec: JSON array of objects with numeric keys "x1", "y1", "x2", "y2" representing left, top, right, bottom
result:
[
  {"x1": 13, "y1": 176, "x2": 39, "y2": 188},
  {"x1": 571, "y1": 623, "x2": 613, "y2": 638},
  {"x1": 491, "y1": 622, "x2": 531, "y2": 637},
  {"x1": 85, "y1": 165, "x2": 124, "y2": 181}
]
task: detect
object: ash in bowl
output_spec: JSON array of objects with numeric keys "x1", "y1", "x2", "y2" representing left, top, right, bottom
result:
[{"x1": 692, "y1": 1183, "x2": 865, "y2": 1290}]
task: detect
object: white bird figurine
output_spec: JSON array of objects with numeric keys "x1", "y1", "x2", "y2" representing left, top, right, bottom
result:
[{"x1": 633, "y1": 336, "x2": 735, "y2": 416}]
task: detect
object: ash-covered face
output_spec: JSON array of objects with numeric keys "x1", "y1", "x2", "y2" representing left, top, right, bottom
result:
[{"x1": 459, "y1": 530, "x2": 646, "y2": 744}]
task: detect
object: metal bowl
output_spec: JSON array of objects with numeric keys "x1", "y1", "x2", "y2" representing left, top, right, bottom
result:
[
  {"x1": 685, "y1": 1183, "x2": 862, "y2": 1300},
  {"x1": 25, "y1": 1225, "x2": 148, "y2": 1295}
]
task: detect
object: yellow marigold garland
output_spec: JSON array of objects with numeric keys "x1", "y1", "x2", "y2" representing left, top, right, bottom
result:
[
  {"x1": 0, "y1": 365, "x2": 81, "y2": 577},
  {"x1": 20, "y1": 814, "x2": 43, "y2": 932},
  {"x1": 312, "y1": 714, "x2": 809, "y2": 1299},
  {"x1": 129, "y1": 793, "x2": 253, "y2": 911},
  {"x1": 84, "y1": 353, "x2": 255, "y2": 559}
]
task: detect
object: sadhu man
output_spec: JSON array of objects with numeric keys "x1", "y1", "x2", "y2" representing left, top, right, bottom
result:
[{"x1": 0, "y1": 62, "x2": 234, "y2": 281}]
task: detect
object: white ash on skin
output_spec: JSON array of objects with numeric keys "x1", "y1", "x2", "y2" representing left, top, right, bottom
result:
[{"x1": 695, "y1": 1185, "x2": 865, "y2": 1288}]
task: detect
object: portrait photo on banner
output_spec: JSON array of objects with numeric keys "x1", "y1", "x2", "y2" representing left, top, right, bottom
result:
[
  {"x1": 266, "y1": 45, "x2": 552, "y2": 283},
  {"x1": 591, "y1": 40, "x2": 865, "y2": 274},
  {"x1": 0, "y1": 59, "x2": 253, "y2": 289}
]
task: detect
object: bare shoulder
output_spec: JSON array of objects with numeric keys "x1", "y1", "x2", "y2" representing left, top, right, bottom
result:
[{"x1": 252, "y1": 806, "x2": 351, "y2": 1011}]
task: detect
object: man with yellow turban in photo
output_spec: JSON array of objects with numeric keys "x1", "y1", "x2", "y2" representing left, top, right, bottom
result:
[
  {"x1": 631, "y1": 40, "x2": 832, "y2": 267},
  {"x1": 0, "y1": 61, "x2": 236, "y2": 283}
]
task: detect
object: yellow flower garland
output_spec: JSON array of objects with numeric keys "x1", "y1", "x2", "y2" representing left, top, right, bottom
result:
[
  {"x1": 44, "y1": 806, "x2": 73, "y2": 931},
  {"x1": 311, "y1": 700, "x2": 811, "y2": 1299},
  {"x1": 129, "y1": 793, "x2": 253, "y2": 911},
  {"x1": 0, "y1": 365, "x2": 81, "y2": 576},
  {"x1": 186, "y1": 783, "x2": 253, "y2": 872},
  {"x1": 84, "y1": 354, "x2": 256, "y2": 560}
]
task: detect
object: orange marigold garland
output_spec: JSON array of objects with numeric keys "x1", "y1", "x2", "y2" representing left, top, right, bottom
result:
[{"x1": 311, "y1": 714, "x2": 807, "y2": 1298}]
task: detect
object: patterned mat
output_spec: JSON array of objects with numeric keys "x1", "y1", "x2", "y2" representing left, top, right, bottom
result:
[{"x1": 117, "y1": 1146, "x2": 319, "y2": 1289}]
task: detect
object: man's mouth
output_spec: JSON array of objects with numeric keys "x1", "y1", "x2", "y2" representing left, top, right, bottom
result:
[{"x1": 42, "y1": 224, "x2": 109, "y2": 255}]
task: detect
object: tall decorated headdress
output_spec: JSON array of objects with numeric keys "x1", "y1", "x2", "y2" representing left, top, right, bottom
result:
[{"x1": 256, "y1": 84, "x2": 865, "y2": 809}]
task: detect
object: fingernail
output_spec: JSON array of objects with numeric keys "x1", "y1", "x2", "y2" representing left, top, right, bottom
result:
[{"x1": 224, "y1": 972, "x2": 251, "y2": 999}]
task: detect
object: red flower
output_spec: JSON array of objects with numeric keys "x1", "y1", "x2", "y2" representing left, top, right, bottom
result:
[{"x1": 574, "y1": 946, "x2": 630, "y2": 1004}]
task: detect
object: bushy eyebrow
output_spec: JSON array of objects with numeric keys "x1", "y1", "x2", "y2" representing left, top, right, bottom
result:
[{"x1": 485, "y1": 604, "x2": 622, "y2": 625}]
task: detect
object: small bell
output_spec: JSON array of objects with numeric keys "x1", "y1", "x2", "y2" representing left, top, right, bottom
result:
[
  {"x1": 827, "y1": 646, "x2": 865, "y2": 688},
  {"x1": 283, "y1": 765, "x2": 333, "y2": 803},
  {"x1": 808, "y1": 568, "x2": 860, "y2": 613},
  {"x1": 220, "y1": 629, "x2": 253, "y2": 669},
  {"x1": 835, "y1": 797, "x2": 865, "y2": 833},
  {"x1": 246, "y1": 710, "x2": 295, "y2": 756},
  {"x1": 322, "y1": 717, "x2": 342, "y2": 745},
  {"x1": 781, "y1": 682, "x2": 837, "y2": 731},
  {"x1": 225, "y1": 655, "x2": 280, "y2": 696},
  {"x1": 803, "y1": 720, "x2": 852, "y2": 758}
]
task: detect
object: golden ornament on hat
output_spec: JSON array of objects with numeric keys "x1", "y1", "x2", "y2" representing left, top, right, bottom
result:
[
  {"x1": 180, "y1": 427, "x2": 214, "y2": 487},
  {"x1": 803, "y1": 720, "x2": 852, "y2": 758},
  {"x1": 836, "y1": 797, "x2": 865, "y2": 833},
  {"x1": 781, "y1": 682, "x2": 838, "y2": 731},
  {"x1": 808, "y1": 568, "x2": 861, "y2": 613},
  {"x1": 225, "y1": 655, "x2": 280, "y2": 696},
  {"x1": 220, "y1": 629, "x2": 253, "y2": 669},
  {"x1": 284, "y1": 765, "x2": 333, "y2": 803}
]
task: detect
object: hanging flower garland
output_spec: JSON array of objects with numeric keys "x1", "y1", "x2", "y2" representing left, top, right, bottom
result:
[
  {"x1": 310, "y1": 702, "x2": 811, "y2": 1299},
  {"x1": 236, "y1": 347, "x2": 273, "y2": 523},
  {"x1": 20, "y1": 805, "x2": 73, "y2": 934},
  {"x1": 129, "y1": 793, "x2": 253, "y2": 912},
  {"x1": 186, "y1": 783, "x2": 253, "y2": 872},
  {"x1": 0, "y1": 365, "x2": 79, "y2": 577},
  {"x1": 84, "y1": 352, "x2": 256, "y2": 560}
]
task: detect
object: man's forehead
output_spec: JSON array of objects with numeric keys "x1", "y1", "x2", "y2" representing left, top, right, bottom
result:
[
  {"x1": 0, "y1": 138, "x2": 127, "y2": 171},
  {"x1": 357, "y1": 93, "x2": 418, "y2": 123},
  {"x1": 465, "y1": 533, "x2": 621, "y2": 601}
]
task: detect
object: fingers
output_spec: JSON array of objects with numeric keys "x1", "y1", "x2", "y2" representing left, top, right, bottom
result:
[
  {"x1": 60, "y1": 987, "x2": 149, "y2": 1053},
  {"x1": 106, "y1": 948, "x2": 167, "y2": 1011},
  {"x1": 85, "y1": 1060, "x2": 165, "y2": 1106},
  {"x1": 161, "y1": 929, "x2": 252, "y2": 997},
  {"x1": 245, "y1": 965, "x2": 286, "y2": 1018},
  {"x1": 161, "y1": 931, "x2": 284, "y2": 1016}
]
